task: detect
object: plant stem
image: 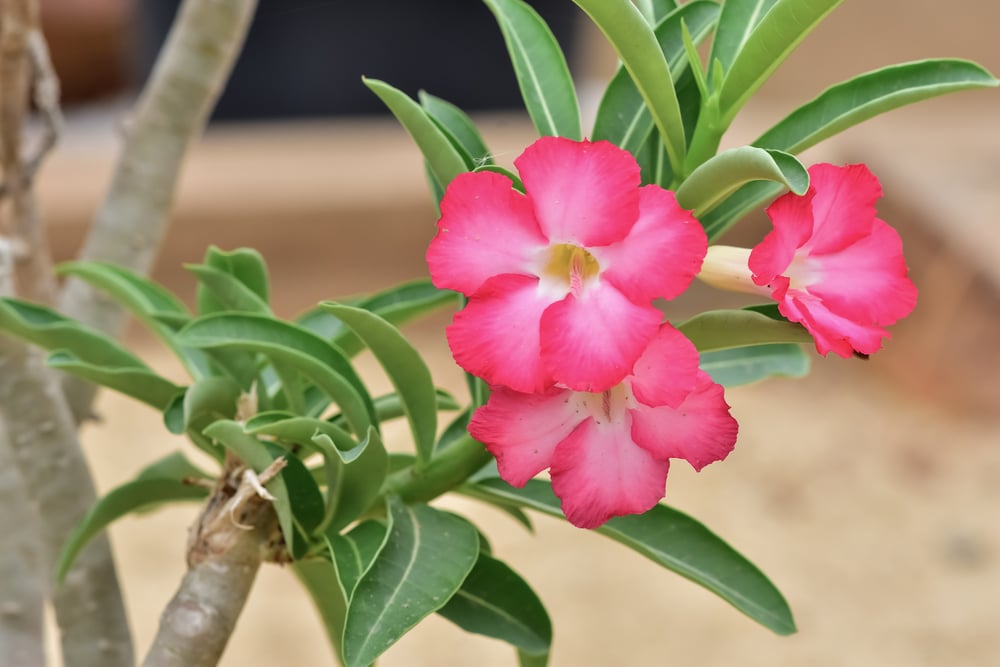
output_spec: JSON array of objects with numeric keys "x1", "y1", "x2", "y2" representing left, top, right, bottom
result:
[
  {"x1": 382, "y1": 434, "x2": 493, "y2": 504},
  {"x1": 56, "y1": 0, "x2": 260, "y2": 423}
]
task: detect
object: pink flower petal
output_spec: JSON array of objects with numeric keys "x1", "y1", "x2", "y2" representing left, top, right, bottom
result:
[
  {"x1": 469, "y1": 386, "x2": 583, "y2": 487},
  {"x1": 630, "y1": 372, "x2": 738, "y2": 470},
  {"x1": 750, "y1": 189, "x2": 815, "y2": 287},
  {"x1": 780, "y1": 290, "x2": 888, "y2": 357},
  {"x1": 627, "y1": 323, "x2": 700, "y2": 408},
  {"x1": 550, "y1": 416, "x2": 670, "y2": 529},
  {"x1": 804, "y1": 163, "x2": 883, "y2": 255},
  {"x1": 515, "y1": 137, "x2": 640, "y2": 247},
  {"x1": 540, "y1": 283, "x2": 661, "y2": 392},
  {"x1": 447, "y1": 274, "x2": 555, "y2": 393},
  {"x1": 428, "y1": 171, "x2": 548, "y2": 295},
  {"x1": 807, "y1": 218, "x2": 917, "y2": 326},
  {"x1": 595, "y1": 186, "x2": 708, "y2": 301}
]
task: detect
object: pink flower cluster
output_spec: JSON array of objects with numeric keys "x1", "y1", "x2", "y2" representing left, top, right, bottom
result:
[
  {"x1": 427, "y1": 139, "x2": 916, "y2": 529},
  {"x1": 427, "y1": 137, "x2": 737, "y2": 528}
]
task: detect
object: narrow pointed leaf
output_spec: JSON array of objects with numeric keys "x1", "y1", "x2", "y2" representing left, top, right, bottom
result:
[
  {"x1": 177, "y1": 313, "x2": 374, "y2": 436},
  {"x1": 321, "y1": 303, "x2": 437, "y2": 465},
  {"x1": 700, "y1": 343, "x2": 810, "y2": 386},
  {"x1": 438, "y1": 553, "x2": 552, "y2": 655},
  {"x1": 294, "y1": 558, "x2": 350, "y2": 667},
  {"x1": 592, "y1": 1, "x2": 719, "y2": 158},
  {"x1": 462, "y1": 478, "x2": 796, "y2": 635},
  {"x1": 635, "y1": 0, "x2": 677, "y2": 25},
  {"x1": 755, "y1": 58, "x2": 1000, "y2": 153},
  {"x1": 708, "y1": 0, "x2": 780, "y2": 82},
  {"x1": 678, "y1": 309, "x2": 814, "y2": 352},
  {"x1": 47, "y1": 351, "x2": 182, "y2": 410},
  {"x1": 57, "y1": 477, "x2": 208, "y2": 582},
  {"x1": 573, "y1": 0, "x2": 686, "y2": 174},
  {"x1": 187, "y1": 264, "x2": 271, "y2": 314},
  {"x1": 485, "y1": 0, "x2": 581, "y2": 139},
  {"x1": 364, "y1": 77, "x2": 467, "y2": 190},
  {"x1": 329, "y1": 520, "x2": 388, "y2": 597},
  {"x1": 419, "y1": 91, "x2": 495, "y2": 169},
  {"x1": 196, "y1": 246, "x2": 270, "y2": 314},
  {"x1": 676, "y1": 147, "x2": 807, "y2": 216},
  {"x1": 718, "y1": 0, "x2": 844, "y2": 123},
  {"x1": 342, "y1": 498, "x2": 479, "y2": 667}
]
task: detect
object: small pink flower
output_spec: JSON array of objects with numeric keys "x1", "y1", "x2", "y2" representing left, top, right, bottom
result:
[
  {"x1": 468, "y1": 324, "x2": 738, "y2": 529},
  {"x1": 428, "y1": 136, "x2": 707, "y2": 394},
  {"x1": 699, "y1": 163, "x2": 918, "y2": 358}
]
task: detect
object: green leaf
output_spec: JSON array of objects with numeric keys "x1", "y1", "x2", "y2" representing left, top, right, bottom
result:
[
  {"x1": 187, "y1": 265, "x2": 271, "y2": 315},
  {"x1": 57, "y1": 477, "x2": 208, "y2": 582},
  {"x1": 47, "y1": 351, "x2": 182, "y2": 410},
  {"x1": 294, "y1": 557, "x2": 349, "y2": 667},
  {"x1": 0, "y1": 298, "x2": 148, "y2": 370},
  {"x1": 330, "y1": 520, "x2": 387, "y2": 597},
  {"x1": 419, "y1": 91, "x2": 495, "y2": 170},
  {"x1": 196, "y1": 246, "x2": 270, "y2": 314},
  {"x1": 700, "y1": 180, "x2": 783, "y2": 242},
  {"x1": 463, "y1": 479, "x2": 796, "y2": 635},
  {"x1": 573, "y1": 0, "x2": 686, "y2": 175},
  {"x1": 592, "y1": 1, "x2": 719, "y2": 160},
  {"x1": 297, "y1": 279, "x2": 458, "y2": 357},
  {"x1": 700, "y1": 343, "x2": 810, "y2": 387},
  {"x1": 707, "y1": 0, "x2": 780, "y2": 83},
  {"x1": 635, "y1": 0, "x2": 677, "y2": 25},
  {"x1": 475, "y1": 164, "x2": 524, "y2": 192},
  {"x1": 177, "y1": 313, "x2": 374, "y2": 436},
  {"x1": 204, "y1": 420, "x2": 325, "y2": 558},
  {"x1": 675, "y1": 147, "x2": 807, "y2": 216},
  {"x1": 677, "y1": 309, "x2": 814, "y2": 352},
  {"x1": 364, "y1": 78, "x2": 467, "y2": 190},
  {"x1": 247, "y1": 416, "x2": 388, "y2": 532},
  {"x1": 342, "y1": 498, "x2": 479, "y2": 667},
  {"x1": 438, "y1": 553, "x2": 551, "y2": 656},
  {"x1": 717, "y1": 0, "x2": 844, "y2": 124},
  {"x1": 321, "y1": 303, "x2": 437, "y2": 465},
  {"x1": 754, "y1": 58, "x2": 1000, "y2": 154},
  {"x1": 169, "y1": 375, "x2": 242, "y2": 435},
  {"x1": 484, "y1": 0, "x2": 581, "y2": 139},
  {"x1": 56, "y1": 261, "x2": 211, "y2": 378}
]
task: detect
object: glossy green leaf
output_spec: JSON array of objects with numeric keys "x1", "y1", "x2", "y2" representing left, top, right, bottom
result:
[
  {"x1": 364, "y1": 77, "x2": 467, "y2": 190},
  {"x1": 438, "y1": 553, "x2": 552, "y2": 656},
  {"x1": 47, "y1": 351, "x2": 181, "y2": 410},
  {"x1": 708, "y1": 0, "x2": 779, "y2": 83},
  {"x1": 755, "y1": 58, "x2": 1000, "y2": 154},
  {"x1": 57, "y1": 477, "x2": 208, "y2": 582},
  {"x1": 419, "y1": 91, "x2": 495, "y2": 170},
  {"x1": 56, "y1": 261, "x2": 211, "y2": 378},
  {"x1": 635, "y1": 0, "x2": 677, "y2": 24},
  {"x1": 195, "y1": 246, "x2": 270, "y2": 314},
  {"x1": 177, "y1": 313, "x2": 374, "y2": 436},
  {"x1": 518, "y1": 650, "x2": 550, "y2": 667},
  {"x1": 294, "y1": 557, "x2": 349, "y2": 667},
  {"x1": 297, "y1": 279, "x2": 458, "y2": 357},
  {"x1": 573, "y1": 0, "x2": 686, "y2": 174},
  {"x1": 676, "y1": 146, "x2": 807, "y2": 216},
  {"x1": 321, "y1": 303, "x2": 437, "y2": 465},
  {"x1": 485, "y1": 0, "x2": 581, "y2": 139},
  {"x1": 700, "y1": 343, "x2": 810, "y2": 387},
  {"x1": 330, "y1": 520, "x2": 387, "y2": 597},
  {"x1": 718, "y1": 0, "x2": 843, "y2": 124},
  {"x1": 342, "y1": 498, "x2": 479, "y2": 667},
  {"x1": 0, "y1": 297, "x2": 148, "y2": 369},
  {"x1": 170, "y1": 375, "x2": 242, "y2": 436},
  {"x1": 592, "y1": 1, "x2": 719, "y2": 161},
  {"x1": 204, "y1": 420, "x2": 325, "y2": 558},
  {"x1": 463, "y1": 478, "x2": 796, "y2": 635},
  {"x1": 678, "y1": 309, "x2": 813, "y2": 351}
]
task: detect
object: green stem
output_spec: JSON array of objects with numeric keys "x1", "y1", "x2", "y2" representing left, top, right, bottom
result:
[{"x1": 381, "y1": 434, "x2": 492, "y2": 504}]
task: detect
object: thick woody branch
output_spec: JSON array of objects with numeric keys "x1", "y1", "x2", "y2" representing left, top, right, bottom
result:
[
  {"x1": 57, "y1": 0, "x2": 259, "y2": 421},
  {"x1": 141, "y1": 458, "x2": 285, "y2": 667}
]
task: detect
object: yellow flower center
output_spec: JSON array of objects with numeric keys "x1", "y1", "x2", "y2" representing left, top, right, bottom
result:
[{"x1": 541, "y1": 244, "x2": 600, "y2": 293}]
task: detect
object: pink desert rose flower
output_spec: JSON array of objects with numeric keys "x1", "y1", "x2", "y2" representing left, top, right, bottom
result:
[
  {"x1": 468, "y1": 324, "x2": 738, "y2": 529},
  {"x1": 427, "y1": 136, "x2": 707, "y2": 394},
  {"x1": 698, "y1": 163, "x2": 917, "y2": 358}
]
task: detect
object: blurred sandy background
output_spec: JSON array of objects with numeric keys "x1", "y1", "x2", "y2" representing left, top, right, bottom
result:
[{"x1": 32, "y1": 0, "x2": 1000, "y2": 665}]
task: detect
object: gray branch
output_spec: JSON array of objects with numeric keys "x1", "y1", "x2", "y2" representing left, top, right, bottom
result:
[{"x1": 56, "y1": 0, "x2": 260, "y2": 422}]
